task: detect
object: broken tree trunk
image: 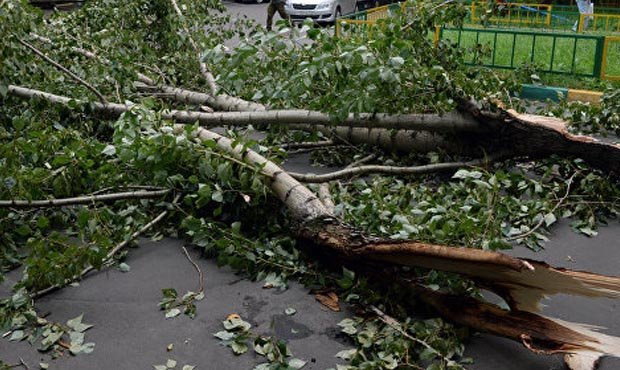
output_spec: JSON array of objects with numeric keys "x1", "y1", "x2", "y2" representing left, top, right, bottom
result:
[{"x1": 8, "y1": 84, "x2": 620, "y2": 367}]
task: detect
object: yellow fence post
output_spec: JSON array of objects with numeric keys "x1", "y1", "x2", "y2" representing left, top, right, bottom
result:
[
  {"x1": 434, "y1": 26, "x2": 440, "y2": 47},
  {"x1": 546, "y1": 4, "x2": 552, "y2": 26},
  {"x1": 471, "y1": 2, "x2": 477, "y2": 23}
]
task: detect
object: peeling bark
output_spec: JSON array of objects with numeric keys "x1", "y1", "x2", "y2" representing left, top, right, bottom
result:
[
  {"x1": 417, "y1": 285, "x2": 620, "y2": 368},
  {"x1": 464, "y1": 104, "x2": 620, "y2": 174}
]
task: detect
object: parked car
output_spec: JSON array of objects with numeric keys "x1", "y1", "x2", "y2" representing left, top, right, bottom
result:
[{"x1": 284, "y1": 0, "x2": 358, "y2": 24}]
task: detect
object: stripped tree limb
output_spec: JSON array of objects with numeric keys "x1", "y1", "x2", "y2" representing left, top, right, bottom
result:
[
  {"x1": 289, "y1": 156, "x2": 500, "y2": 183},
  {"x1": 15, "y1": 36, "x2": 108, "y2": 104},
  {"x1": 32, "y1": 194, "x2": 179, "y2": 299},
  {"x1": 0, "y1": 189, "x2": 171, "y2": 208}
]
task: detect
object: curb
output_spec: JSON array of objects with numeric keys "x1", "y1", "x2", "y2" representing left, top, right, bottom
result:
[{"x1": 520, "y1": 84, "x2": 602, "y2": 104}]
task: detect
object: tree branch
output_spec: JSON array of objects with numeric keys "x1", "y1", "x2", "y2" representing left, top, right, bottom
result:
[
  {"x1": 0, "y1": 189, "x2": 171, "y2": 208},
  {"x1": 15, "y1": 36, "x2": 108, "y2": 104},
  {"x1": 507, "y1": 171, "x2": 579, "y2": 241},
  {"x1": 280, "y1": 140, "x2": 335, "y2": 150},
  {"x1": 169, "y1": 0, "x2": 217, "y2": 95},
  {"x1": 182, "y1": 246, "x2": 205, "y2": 294},
  {"x1": 370, "y1": 305, "x2": 462, "y2": 369},
  {"x1": 32, "y1": 195, "x2": 179, "y2": 299},
  {"x1": 289, "y1": 156, "x2": 499, "y2": 183}
]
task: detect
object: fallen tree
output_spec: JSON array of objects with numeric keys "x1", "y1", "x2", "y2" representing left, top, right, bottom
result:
[{"x1": 1, "y1": 0, "x2": 620, "y2": 369}]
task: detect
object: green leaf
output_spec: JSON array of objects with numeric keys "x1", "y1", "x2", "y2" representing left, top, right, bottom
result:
[
  {"x1": 101, "y1": 144, "x2": 116, "y2": 156},
  {"x1": 118, "y1": 263, "x2": 131, "y2": 272},
  {"x1": 223, "y1": 316, "x2": 251, "y2": 332},
  {"x1": 335, "y1": 349, "x2": 357, "y2": 360},
  {"x1": 289, "y1": 358, "x2": 307, "y2": 369},
  {"x1": 9, "y1": 330, "x2": 25, "y2": 341},
  {"x1": 166, "y1": 359, "x2": 177, "y2": 368},
  {"x1": 165, "y1": 308, "x2": 182, "y2": 318},
  {"x1": 211, "y1": 191, "x2": 224, "y2": 203},
  {"x1": 66, "y1": 314, "x2": 94, "y2": 333},
  {"x1": 231, "y1": 341, "x2": 248, "y2": 355},
  {"x1": 544, "y1": 213, "x2": 557, "y2": 227},
  {"x1": 213, "y1": 330, "x2": 235, "y2": 341}
]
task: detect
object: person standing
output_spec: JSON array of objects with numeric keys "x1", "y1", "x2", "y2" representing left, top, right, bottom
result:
[
  {"x1": 573, "y1": 0, "x2": 593, "y2": 31},
  {"x1": 267, "y1": 0, "x2": 290, "y2": 31}
]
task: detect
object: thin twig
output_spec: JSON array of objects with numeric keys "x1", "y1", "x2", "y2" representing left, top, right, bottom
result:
[
  {"x1": 370, "y1": 305, "x2": 462, "y2": 369},
  {"x1": 346, "y1": 153, "x2": 376, "y2": 169},
  {"x1": 88, "y1": 185, "x2": 168, "y2": 196},
  {"x1": 286, "y1": 145, "x2": 350, "y2": 156},
  {"x1": 19, "y1": 358, "x2": 29, "y2": 370},
  {"x1": 182, "y1": 246, "x2": 205, "y2": 294},
  {"x1": 32, "y1": 195, "x2": 180, "y2": 299},
  {"x1": 280, "y1": 140, "x2": 335, "y2": 150},
  {"x1": 15, "y1": 35, "x2": 108, "y2": 104},
  {"x1": 506, "y1": 171, "x2": 579, "y2": 241},
  {"x1": 0, "y1": 189, "x2": 171, "y2": 208}
]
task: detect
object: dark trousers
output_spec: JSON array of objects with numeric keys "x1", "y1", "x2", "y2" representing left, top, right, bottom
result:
[{"x1": 267, "y1": 2, "x2": 290, "y2": 31}]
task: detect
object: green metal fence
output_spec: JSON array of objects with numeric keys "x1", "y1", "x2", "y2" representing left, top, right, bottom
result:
[{"x1": 439, "y1": 27, "x2": 606, "y2": 77}]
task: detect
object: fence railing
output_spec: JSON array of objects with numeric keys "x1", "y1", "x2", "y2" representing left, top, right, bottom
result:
[
  {"x1": 578, "y1": 13, "x2": 620, "y2": 33},
  {"x1": 601, "y1": 36, "x2": 620, "y2": 80},
  {"x1": 335, "y1": 3, "x2": 404, "y2": 38},
  {"x1": 439, "y1": 27, "x2": 606, "y2": 78},
  {"x1": 470, "y1": 2, "x2": 552, "y2": 27},
  {"x1": 466, "y1": 3, "x2": 620, "y2": 34}
]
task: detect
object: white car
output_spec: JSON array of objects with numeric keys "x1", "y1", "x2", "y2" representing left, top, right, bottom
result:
[{"x1": 285, "y1": 0, "x2": 359, "y2": 24}]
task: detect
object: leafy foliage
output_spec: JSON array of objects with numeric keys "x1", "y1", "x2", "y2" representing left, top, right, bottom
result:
[{"x1": 333, "y1": 316, "x2": 468, "y2": 370}]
